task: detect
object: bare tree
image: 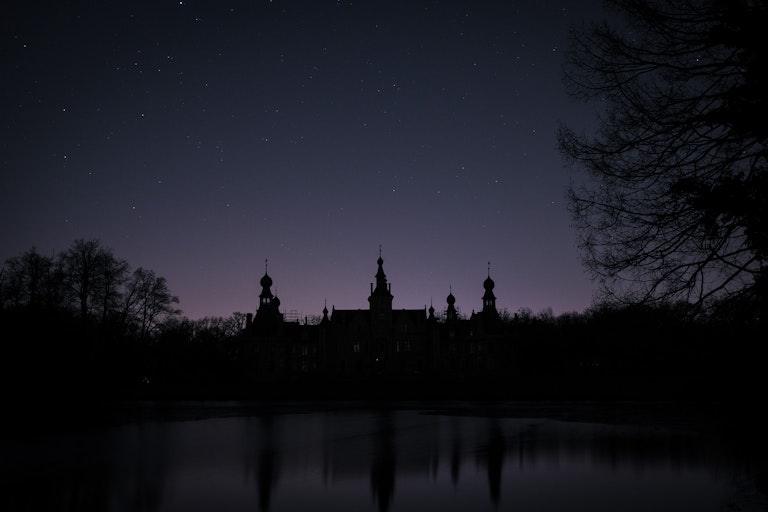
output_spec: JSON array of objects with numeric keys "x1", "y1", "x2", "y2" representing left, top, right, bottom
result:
[
  {"x1": 94, "y1": 251, "x2": 129, "y2": 324},
  {"x1": 123, "y1": 267, "x2": 180, "y2": 339},
  {"x1": 1, "y1": 248, "x2": 63, "y2": 310},
  {"x1": 559, "y1": 0, "x2": 767, "y2": 318},
  {"x1": 60, "y1": 239, "x2": 111, "y2": 320}
]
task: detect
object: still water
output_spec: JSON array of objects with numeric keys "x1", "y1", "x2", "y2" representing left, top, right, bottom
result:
[{"x1": 1, "y1": 401, "x2": 766, "y2": 512}]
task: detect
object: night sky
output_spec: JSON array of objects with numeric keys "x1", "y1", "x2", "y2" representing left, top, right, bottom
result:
[{"x1": 2, "y1": 1, "x2": 604, "y2": 321}]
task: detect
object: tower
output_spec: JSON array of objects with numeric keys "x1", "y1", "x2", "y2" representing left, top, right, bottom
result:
[
  {"x1": 368, "y1": 247, "x2": 393, "y2": 373},
  {"x1": 368, "y1": 247, "x2": 393, "y2": 321},
  {"x1": 482, "y1": 262, "x2": 500, "y2": 319},
  {"x1": 446, "y1": 287, "x2": 458, "y2": 322},
  {"x1": 255, "y1": 259, "x2": 282, "y2": 324}
]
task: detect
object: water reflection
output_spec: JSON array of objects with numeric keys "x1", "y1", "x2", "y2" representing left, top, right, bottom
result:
[
  {"x1": 479, "y1": 420, "x2": 505, "y2": 507},
  {"x1": 246, "y1": 415, "x2": 279, "y2": 511},
  {"x1": 370, "y1": 412, "x2": 395, "y2": 512},
  {"x1": 1, "y1": 402, "x2": 765, "y2": 512}
]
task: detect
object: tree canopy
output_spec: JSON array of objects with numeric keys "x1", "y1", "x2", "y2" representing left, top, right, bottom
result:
[
  {"x1": 559, "y1": 0, "x2": 767, "y2": 321},
  {"x1": 1, "y1": 238, "x2": 179, "y2": 338}
]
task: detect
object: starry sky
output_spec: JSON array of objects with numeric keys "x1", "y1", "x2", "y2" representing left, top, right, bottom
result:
[{"x1": 2, "y1": 1, "x2": 605, "y2": 321}]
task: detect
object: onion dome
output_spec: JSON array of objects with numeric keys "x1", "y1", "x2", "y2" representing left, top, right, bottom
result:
[{"x1": 484, "y1": 261, "x2": 495, "y2": 291}]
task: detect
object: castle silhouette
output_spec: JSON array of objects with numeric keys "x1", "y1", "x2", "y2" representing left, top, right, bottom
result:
[{"x1": 237, "y1": 252, "x2": 516, "y2": 384}]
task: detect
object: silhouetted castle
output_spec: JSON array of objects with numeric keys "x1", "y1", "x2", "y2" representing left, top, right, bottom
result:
[{"x1": 237, "y1": 253, "x2": 516, "y2": 385}]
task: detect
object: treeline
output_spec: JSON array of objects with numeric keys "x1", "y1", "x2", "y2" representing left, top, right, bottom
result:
[
  {"x1": 1, "y1": 239, "x2": 179, "y2": 338},
  {"x1": 503, "y1": 302, "x2": 763, "y2": 402},
  {"x1": 0, "y1": 239, "x2": 181, "y2": 401},
  {"x1": 2, "y1": 239, "x2": 764, "y2": 404},
  {"x1": 0, "y1": 239, "x2": 260, "y2": 403},
  {"x1": 181, "y1": 302, "x2": 759, "y2": 402}
]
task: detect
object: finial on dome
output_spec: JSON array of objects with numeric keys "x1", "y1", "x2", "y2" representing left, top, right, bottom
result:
[
  {"x1": 484, "y1": 262, "x2": 495, "y2": 290},
  {"x1": 447, "y1": 285, "x2": 456, "y2": 305},
  {"x1": 259, "y1": 258, "x2": 273, "y2": 288}
]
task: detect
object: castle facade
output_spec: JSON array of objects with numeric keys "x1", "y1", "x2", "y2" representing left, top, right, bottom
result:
[{"x1": 237, "y1": 254, "x2": 517, "y2": 384}]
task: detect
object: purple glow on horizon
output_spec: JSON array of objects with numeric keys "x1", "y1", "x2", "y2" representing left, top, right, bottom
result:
[{"x1": 1, "y1": 2, "x2": 603, "y2": 320}]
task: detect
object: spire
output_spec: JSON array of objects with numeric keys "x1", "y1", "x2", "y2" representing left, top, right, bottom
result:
[
  {"x1": 368, "y1": 247, "x2": 393, "y2": 316},
  {"x1": 259, "y1": 258, "x2": 273, "y2": 303},
  {"x1": 482, "y1": 263, "x2": 498, "y2": 315},
  {"x1": 321, "y1": 298, "x2": 330, "y2": 324},
  {"x1": 446, "y1": 285, "x2": 458, "y2": 321},
  {"x1": 255, "y1": 258, "x2": 282, "y2": 325},
  {"x1": 372, "y1": 246, "x2": 390, "y2": 297}
]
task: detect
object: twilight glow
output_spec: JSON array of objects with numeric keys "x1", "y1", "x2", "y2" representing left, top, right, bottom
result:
[{"x1": 1, "y1": 1, "x2": 603, "y2": 320}]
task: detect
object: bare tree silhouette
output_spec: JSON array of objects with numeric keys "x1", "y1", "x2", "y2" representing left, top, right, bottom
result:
[{"x1": 559, "y1": 0, "x2": 767, "y2": 320}]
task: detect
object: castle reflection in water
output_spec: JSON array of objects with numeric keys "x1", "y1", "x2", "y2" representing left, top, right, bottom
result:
[
  {"x1": 240, "y1": 408, "x2": 731, "y2": 512},
  {"x1": 2, "y1": 404, "x2": 758, "y2": 512}
]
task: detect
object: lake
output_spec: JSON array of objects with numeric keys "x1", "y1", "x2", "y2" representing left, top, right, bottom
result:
[{"x1": 1, "y1": 400, "x2": 766, "y2": 511}]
